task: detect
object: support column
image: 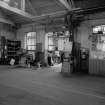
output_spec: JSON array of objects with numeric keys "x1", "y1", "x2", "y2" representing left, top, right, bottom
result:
[
  {"x1": 21, "y1": 0, "x2": 25, "y2": 11},
  {"x1": 36, "y1": 25, "x2": 46, "y2": 63}
]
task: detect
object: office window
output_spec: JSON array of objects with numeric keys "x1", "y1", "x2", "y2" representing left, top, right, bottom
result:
[
  {"x1": 24, "y1": 32, "x2": 36, "y2": 51},
  {"x1": 48, "y1": 36, "x2": 55, "y2": 51},
  {"x1": 47, "y1": 32, "x2": 70, "y2": 51},
  {"x1": 93, "y1": 25, "x2": 105, "y2": 34}
]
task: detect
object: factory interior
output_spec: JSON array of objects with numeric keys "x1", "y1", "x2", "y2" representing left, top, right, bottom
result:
[{"x1": 0, "y1": 0, "x2": 105, "y2": 105}]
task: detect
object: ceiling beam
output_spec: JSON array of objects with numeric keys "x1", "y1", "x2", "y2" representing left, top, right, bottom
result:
[
  {"x1": 58, "y1": 0, "x2": 72, "y2": 10},
  {"x1": 0, "y1": 1, "x2": 34, "y2": 19},
  {"x1": 31, "y1": 10, "x2": 67, "y2": 21},
  {"x1": 27, "y1": 7, "x2": 80, "y2": 22},
  {"x1": 0, "y1": 18, "x2": 14, "y2": 25}
]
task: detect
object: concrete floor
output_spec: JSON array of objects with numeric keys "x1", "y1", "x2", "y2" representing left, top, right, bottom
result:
[{"x1": 0, "y1": 66, "x2": 105, "y2": 105}]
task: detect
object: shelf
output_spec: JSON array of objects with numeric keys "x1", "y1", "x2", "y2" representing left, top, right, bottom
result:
[{"x1": 0, "y1": 37, "x2": 21, "y2": 65}]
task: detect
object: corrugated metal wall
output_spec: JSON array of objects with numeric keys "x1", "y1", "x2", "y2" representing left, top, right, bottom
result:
[{"x1": 89, "y1": 59, "x2": 105, "y2": 75}]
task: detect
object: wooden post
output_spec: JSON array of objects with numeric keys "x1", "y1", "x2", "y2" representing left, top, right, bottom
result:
[{"x1": 21, "y1": 0, "x2": 25, "y2": 11}]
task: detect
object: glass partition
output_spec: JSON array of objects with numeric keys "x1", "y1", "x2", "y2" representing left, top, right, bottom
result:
[{"x1": 91, "y1": 25, "x2": 105, "y2": 59}]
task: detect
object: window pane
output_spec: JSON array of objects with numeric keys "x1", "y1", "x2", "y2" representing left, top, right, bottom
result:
[
  {"x1": 58, "y1": 38, "x2": 65, "y2": 51},
  {"x1": 93, "y1": 25, "x2": 105, "y2": 34},
  {"x1": 27, "y1": 32, "x2": 32, "y2": 37},
  {"x1": 24, "y1": 32, "x2": 36, "y2": 51},
  {"x1": 31, "y1": 46, "x2": 36, "y2": 50},
  {"x1": 31, "y1": 39, "x2": 35, "y2": 45},
  {"x1": 27, "y1": 39, "x2": 32, "y2": 45},
  {"x1": 48, "y1": 37, "x2": 54, "y2": 45},
  {"x1": 28, "y1": 46, "x2": 36, "y2": 50},
  {"x1": 28, "y1": 46, "x2": 31, "y2": 50},
  {"x1": 49, "y1": 46, "x2": 55, "y2": 51},
  {"x1": 32, "y1": 32, "x2": 36, "y2": 37}
]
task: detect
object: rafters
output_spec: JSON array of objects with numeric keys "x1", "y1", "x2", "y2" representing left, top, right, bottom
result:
[
  {"x1": 68, "y1": 0, "x2": 75, "y2": 8},
  {"x1": 58, "y1": 0, "x2": 72, "y2": 10},
  {"x1": 0, "y1": 1, "x2": 34, "y2": 19},
  {"x1": 26, "y1": 0, "x2": 38, "y2": 15}
]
